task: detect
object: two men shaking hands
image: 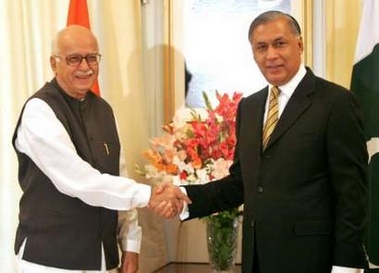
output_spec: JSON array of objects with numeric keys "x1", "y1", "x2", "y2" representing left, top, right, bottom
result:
[{"x1": 148, "y1": 183, "x2": 191, "y2": 219}]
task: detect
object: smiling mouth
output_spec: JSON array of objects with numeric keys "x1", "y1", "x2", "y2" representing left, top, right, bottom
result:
[
  {"x1": 76, "y1": 75, "x2": 92, "y2": 80},
  {"x1": 76, "y1": 71, "x2": 94, "y2": 79},
  {"x1": 267, "y1": 64, "x2": 282, "y2": 70}
]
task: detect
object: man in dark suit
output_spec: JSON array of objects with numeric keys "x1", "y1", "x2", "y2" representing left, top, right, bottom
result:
[{"x1": 152, "y1": 10, "x2": 368, "y2": 273}]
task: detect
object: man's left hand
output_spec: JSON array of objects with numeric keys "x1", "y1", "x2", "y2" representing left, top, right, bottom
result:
[{"x1": 119, "y1": 251, "x2": 138, "y2": 273}]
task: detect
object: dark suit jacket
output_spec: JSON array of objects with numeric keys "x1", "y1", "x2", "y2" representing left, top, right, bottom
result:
[{"x1": 185, "y1": 68, "x2": 368, "y2": 273}]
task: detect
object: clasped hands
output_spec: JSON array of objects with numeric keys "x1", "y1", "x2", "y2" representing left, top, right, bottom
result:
[{"x1": 148, "y1": 182, "x2": 191, "y2": 218}]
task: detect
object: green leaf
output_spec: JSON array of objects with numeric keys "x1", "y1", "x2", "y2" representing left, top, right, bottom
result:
[{"x1": 202, "y1": 91, "x2": 213, "y2": 111}]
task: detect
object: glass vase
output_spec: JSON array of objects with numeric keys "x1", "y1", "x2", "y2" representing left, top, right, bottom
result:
[{"x1": 206, "y1": 213, "x2": 239, "y2": 273}]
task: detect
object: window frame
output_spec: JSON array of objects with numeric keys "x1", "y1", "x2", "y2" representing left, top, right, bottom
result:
[{"x1": 162, "y1": 0, "x2": 314, "y2": 122}]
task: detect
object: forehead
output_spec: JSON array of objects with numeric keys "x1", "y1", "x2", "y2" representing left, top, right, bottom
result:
[
  {"x1": 250, "y1": 17, "x2": 294, "y2": 43},
  {"x1": 58, "y1": 30, "x2": 98, "y2": 54}
]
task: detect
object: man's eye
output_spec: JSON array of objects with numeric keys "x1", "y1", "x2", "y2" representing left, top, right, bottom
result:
[
  {"x1": 68, "y1": 56, "x2": 81, "y2": 63},
  {"x1": 256, "y1": 45, "x2": 267, "y2": 52},
  {"x1": 274, "y1": 41, "x2": 285, "y2": 47},
  {"x1": 86, "y1": 55, "x2": 97, "y2": 62}
]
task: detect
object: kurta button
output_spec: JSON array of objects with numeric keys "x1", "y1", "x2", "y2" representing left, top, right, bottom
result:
[{"x1": 257, "y1": 186, "x2": 264, "y2": 193}]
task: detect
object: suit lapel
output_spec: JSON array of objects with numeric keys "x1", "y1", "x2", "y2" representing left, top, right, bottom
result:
[
  {"x1": 265, "y1": 69, "x2": 316, "y2": 150},
  {"x1": 253, "y1": 89, "x2": 268, "y2": 151},
  {"x1": 242, "y1": 88, "x2": 267, "y2": 154}
]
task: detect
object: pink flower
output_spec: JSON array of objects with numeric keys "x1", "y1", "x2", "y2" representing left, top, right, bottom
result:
[
  {"x1": 136, "y1": 91, "x2": 243, "y2": 186},
  {"x1": 211, "y1": 158, "x2": 233, "y2": 180}
]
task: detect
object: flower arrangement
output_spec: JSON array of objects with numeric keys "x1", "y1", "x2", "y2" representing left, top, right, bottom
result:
[
  {"x1": 136, "y1": 91, "x2": 243, "y2": 188},
  {"x1": 136, "y1": 91, "x2": 244, "y2": 271}
]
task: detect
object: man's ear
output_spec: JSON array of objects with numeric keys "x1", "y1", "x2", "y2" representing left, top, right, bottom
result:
[
  {"x1": 298, "y1": 36, "x2": 304, "y2": 54},
  {"x1": 50, "y1": 56, "x2": 58, "y2": 75}
]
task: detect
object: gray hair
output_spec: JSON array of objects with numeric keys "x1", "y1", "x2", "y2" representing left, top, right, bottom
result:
[{"x1": 248, "y1": 10, "x2": 301, "y2": 41}]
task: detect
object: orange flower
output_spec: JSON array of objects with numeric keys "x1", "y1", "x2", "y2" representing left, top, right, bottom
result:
[
  {"x1": 154, "y1": 162, "x2": 166, "y2": 172},
  {"x1": 192, "y1": 157, "x2": 203, "y2": 169},
  {"x1": 166, "y1": 163, "x2": 179, "y2": 174},
  {"x1": 142, "y1": 149, "x2": 161, "y2": 165}
]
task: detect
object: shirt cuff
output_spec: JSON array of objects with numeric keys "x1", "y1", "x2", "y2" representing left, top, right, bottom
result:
[
  {"x1": 135, "y1": 183, "x2": 152, "y2": 208},
  {"x1": 179, "y1": 187, "x2": 189, "y2": 220},
  {"x1": 117, "y1": 210, "x2": 142, "y2": 253},
  {"x1": 119, "y1": 238, "x2": 141, "y2": 253},
  {"x1": 331, "y1": 266, "x2": 364, "y2": 273}
]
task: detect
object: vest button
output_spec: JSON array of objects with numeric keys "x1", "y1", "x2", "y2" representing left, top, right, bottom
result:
[{"x1": 257, "y1": 186, "x2": 264, "y2": 193}]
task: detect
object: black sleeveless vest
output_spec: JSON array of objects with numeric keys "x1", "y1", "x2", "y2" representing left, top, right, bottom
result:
[{"x1": 13, "y1": 79, "x2": 121, "y2": 270}]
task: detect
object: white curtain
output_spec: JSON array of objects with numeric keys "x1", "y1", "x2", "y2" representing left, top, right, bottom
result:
[{"x1": 0, "y1": 0, "x2": 167, "y2": 271}]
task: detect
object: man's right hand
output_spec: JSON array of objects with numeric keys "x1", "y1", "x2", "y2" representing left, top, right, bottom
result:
[{"x1": 148, "y1": 182, "x2": 191, "y2": 218}]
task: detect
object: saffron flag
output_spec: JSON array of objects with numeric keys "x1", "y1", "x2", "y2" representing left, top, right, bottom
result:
[
  {"x1": 67, "y1": 0, "x2": 100, "y2": 96},
  {"x1": 350, "y1": 0, "x2": 379, "y2": 268}
]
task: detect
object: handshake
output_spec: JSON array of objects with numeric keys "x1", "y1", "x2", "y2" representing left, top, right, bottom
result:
[{"x1": 148, "y1": 182, "x2": 192, "y2": 218}]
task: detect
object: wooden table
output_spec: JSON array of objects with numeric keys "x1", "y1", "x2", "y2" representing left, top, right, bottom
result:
[{"x1": 153, "y1": 262, "x2": 242, "y2": 273}]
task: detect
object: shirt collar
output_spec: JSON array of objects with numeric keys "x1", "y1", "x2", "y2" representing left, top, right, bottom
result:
[{"x1": 269, "y1": 65, "x2": 307, "y2": 99}]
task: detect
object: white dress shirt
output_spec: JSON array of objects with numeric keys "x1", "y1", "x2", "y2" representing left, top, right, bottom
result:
[
  {"x1": 263, "y1": 65, "x2": 306, "y2": 122},
  {"x1": 15, "y1": 98, "x2": 151, "y2": 272}
]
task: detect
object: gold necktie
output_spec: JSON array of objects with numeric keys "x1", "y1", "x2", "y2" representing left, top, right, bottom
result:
[{"x1": 262, "y1": 86, "x2": 280, "y2": 149}]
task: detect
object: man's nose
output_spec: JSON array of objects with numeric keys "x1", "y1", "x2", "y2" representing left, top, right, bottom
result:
[
  {"x1": 78, "y1": 57, "x2": 91, "y2": 68},
  {"x1": 266, "y1": 46, "x2": 279, "y2": 59}
]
